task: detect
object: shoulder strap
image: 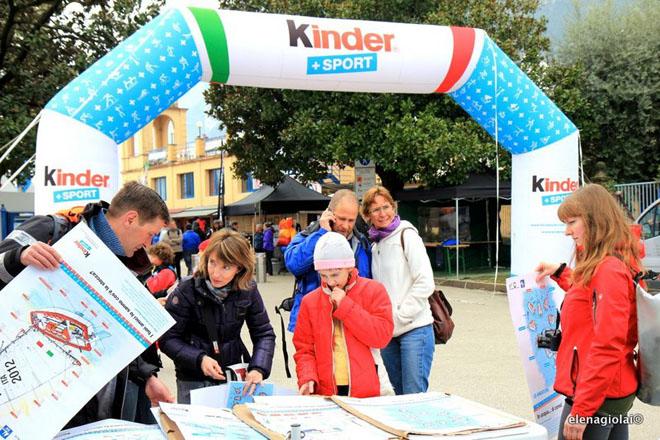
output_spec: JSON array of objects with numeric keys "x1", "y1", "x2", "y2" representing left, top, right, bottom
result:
[
  {"x1": 200, "y1": 299, "x2": 222, "y2": 363},
  {"x1": 398, "y1": 227, "x2": 416, "y2": 260}
]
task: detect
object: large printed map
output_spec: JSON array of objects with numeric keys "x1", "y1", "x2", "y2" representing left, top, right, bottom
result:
[{"x1": 0, "y1": 223, "x2": 175, "y2": 440}]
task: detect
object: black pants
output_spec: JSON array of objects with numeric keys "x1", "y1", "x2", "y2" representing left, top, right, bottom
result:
[
  {"x1": 336, "y1": 385, "x2": 349, "y2": 396},
  {"x1": 558, "y1": 399, "x2": 628, "y2": 440},
  {"x1": 173, "y1": 252, "x2": 183, "y2": 279},
  {"x1": 266, "y1": 250, "x2": 274, "y2": 275}
]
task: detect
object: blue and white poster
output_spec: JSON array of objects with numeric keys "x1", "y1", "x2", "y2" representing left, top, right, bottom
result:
[{"x1": 506, "y1": 273, "x2": 565, "y2": 439}]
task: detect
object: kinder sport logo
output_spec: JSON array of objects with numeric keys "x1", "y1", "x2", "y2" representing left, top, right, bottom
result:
[
  {"x1": 532, "y1": 175, "x2": 578, "y2": 206},
  {"x1": 74, "y1": 240, "x2": 92, "y2": 258},
  {"x1": 287, "y1": 20, "x2": 395, "y2": 76},
  {"x1": 44, "y1": 166, "x2": 110, "y2": 204}
]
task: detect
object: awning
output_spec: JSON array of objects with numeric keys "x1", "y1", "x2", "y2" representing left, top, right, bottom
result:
[
  {"x1": 225, "y1": 175, "x2": 330, "y2": 216},
  {"x1": 395, "y1": 174, "x2": 511, "y2": 202},
  {"x1": 170, "y1": 206, "x2": 217, "y2": 219}
]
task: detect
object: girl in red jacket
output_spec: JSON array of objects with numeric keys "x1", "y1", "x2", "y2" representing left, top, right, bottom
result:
[
  {"x1": 536, "y1": 184, "x2": 643, "y2": 440},
  {"x1": 293, "y1": 232, "x2": 394, "y2": 397}
]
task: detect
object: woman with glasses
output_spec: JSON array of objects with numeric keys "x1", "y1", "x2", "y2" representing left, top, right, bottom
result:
[{"x1": 361, "y1": 186, "x2": 436, "y2": 395}]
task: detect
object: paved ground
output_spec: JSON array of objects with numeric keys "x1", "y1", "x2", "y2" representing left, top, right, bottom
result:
[{"x1": 159, "y1": 273, "x2": 660, "y2": 439}]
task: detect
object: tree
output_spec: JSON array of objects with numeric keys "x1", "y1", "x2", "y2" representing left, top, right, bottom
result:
[
  {"x1": 0, "y1": 0, "x2": 163, "y2": 183},
  {"x1": 206, "y1": 0, "x2": 553, "y2": 192},
  {"x1": 556, "y1": 0, "x2": 659, "y2": 183}
]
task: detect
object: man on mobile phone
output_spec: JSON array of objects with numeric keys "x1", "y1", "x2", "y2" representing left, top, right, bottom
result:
[{"x1": 284, "y1": 190, "x2": 371, "y2": 332}]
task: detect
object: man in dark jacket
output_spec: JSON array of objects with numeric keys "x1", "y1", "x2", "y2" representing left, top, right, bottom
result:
[
  {"x1": 284, "y1": 190, "x2": 371, "y2": 332},
  {"x1": 0, "y1": 181, "x2": 174, "y2": 427},
  {"x1": 263, "y1": 222, "x2": 275, "y2": 276}
]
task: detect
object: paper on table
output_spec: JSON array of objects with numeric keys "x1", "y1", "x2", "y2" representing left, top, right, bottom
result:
[
  {"x1": 190, "y1": 384, "x2": 228, "y2": 408},
  {"x1": 191, "y1": 382, "x2": 297, "y2": 409},
  {"x1": 158, "y1": 402, "x2": 265, "y2": 439},
  {"x1": 0, "y1": 223, "x2": 175, "y2": 440},
  {"x1": 244, "y1": 395, "x2": 392, "y2": 439},
  {"x1": 332, "y1": 392, "x2": 526, "y2": 436},
  {"x1": 53, "y1": 419, "x2": 165, "y2": 440}
]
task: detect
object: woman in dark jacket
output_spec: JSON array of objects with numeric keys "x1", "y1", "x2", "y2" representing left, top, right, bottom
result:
[{"x1": 160, "y1": 229, "x2": 275, "y2": 404}]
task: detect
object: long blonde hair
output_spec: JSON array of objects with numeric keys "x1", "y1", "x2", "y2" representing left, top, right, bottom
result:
[
  {"x1": 197, "y1": 229, "x2": 255, "y2": 290},
  {"x1": 558, "y1": 184, "x2": 641, "y2": 285}
]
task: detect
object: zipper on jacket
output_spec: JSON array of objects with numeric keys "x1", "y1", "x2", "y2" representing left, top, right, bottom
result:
[
  {"x1": 330, "y1": 303, "x2": 337, "y2": 395},
  {"x1": 570, "y1": 346, "x2": 579, "y2": 396},
  {"x1": 219, "y1": 303, "x2": 225, "y2": 344},
  {"x1": 340, "y1": 320, "x2": 351, "y2": 396}
]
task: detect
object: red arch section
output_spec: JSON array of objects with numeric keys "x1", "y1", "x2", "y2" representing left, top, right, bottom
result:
[{"x1": 435, "y1": 27, "x2": 476, "y2": 93}]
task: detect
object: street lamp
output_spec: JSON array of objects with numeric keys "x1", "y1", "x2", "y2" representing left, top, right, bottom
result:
[{"x1": 216, "y1": 140, "x2": 225, "y2": 225}]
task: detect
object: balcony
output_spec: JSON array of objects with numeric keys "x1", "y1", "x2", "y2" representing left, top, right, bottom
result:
[{"x1": 147, "y1": 148, "x2": 167, "y2": 165}]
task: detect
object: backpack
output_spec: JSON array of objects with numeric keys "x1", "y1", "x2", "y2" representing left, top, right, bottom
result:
[
  {"x1": 50, "y1": 206, "x2": 86, "y2": 244},
  {"x1": 633, "y1": 270, "x2": 660, "y2": 406},
  {"x1": 165, "y1": 228, "x2": 183, "y2": 253}
]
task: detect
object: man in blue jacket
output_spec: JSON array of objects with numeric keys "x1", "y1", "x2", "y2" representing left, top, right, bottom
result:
[{"x1": 284, "y1": 189, "x2": 371, "y2": 331}]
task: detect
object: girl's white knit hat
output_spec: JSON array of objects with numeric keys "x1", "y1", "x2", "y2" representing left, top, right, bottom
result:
[{"x1": 313, "y1": 232, "x2": 355, "y2": 270}]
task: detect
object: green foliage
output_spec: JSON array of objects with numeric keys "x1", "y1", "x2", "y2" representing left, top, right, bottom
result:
[
  {"x1": 0, "y1": 0, "x2": 163, "y2": 183},
  {"x1": 557, "y1": 0, "x2": 659, "y2": 183},
  {"x1": 207, "y1": 0, "x2": 550, "y2": 191}
]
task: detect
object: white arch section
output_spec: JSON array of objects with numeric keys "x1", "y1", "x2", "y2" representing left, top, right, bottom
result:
[{"x1": 36, "y1": 6, "x2": 579, "y2": 273}]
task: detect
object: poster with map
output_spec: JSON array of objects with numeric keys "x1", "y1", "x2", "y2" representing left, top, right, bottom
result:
[
  {"x1": 332, "y1": 392, "x2": 526, "y2": 436},
  {"x1": 0, "y1": 222, "x2": 175, "y2": 440},
  {"x1": 506, "y1": 273, "x2": 565, "y2": 438}
]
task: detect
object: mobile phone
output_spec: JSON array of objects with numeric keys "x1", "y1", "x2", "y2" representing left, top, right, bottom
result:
[{"x1": 329, "y1": 219, "x2": 335, "y2": 230}]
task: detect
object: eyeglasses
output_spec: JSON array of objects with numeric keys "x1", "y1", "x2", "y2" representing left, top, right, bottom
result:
[{"x1": 369, "y1": 204, "x2": 393, "y2": 215}]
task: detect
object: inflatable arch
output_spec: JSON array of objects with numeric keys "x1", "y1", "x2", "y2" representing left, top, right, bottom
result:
[{"x1": 36, "y1": 6, "x2": 579, "y2": 273}]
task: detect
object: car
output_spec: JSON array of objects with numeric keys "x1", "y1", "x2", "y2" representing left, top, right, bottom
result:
[
  {"x1": 636, "y1": 198, "x2": 660, "y2": 290},
  {"x1": 637, "y1": 198, "x2": 660, "y2": 272}
]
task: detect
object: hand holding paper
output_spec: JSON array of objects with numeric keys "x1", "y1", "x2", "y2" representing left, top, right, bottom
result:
[
  {"x1": 243, "y1": 369, "x2": 264, "y2": 396},
  {"x1": 20, "y1": 242, "x2": 62, "y2": 269},
  {"x1": 299, "y1": 381, "x2": 315, "y2": 395},
  {"x1": 534, "y1": 261, "x2": 560, "y2": 286}
]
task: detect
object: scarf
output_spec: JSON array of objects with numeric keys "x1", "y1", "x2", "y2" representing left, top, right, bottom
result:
[
  {"x1": 88, "y1": 209, "x2": 125, "y2": 256},
  {"x1": 368, "y1": 215, "x2": 401, "y2": 242},
  {"x1": 204, "y1": 279, "x2": 231, "y2": 302}
]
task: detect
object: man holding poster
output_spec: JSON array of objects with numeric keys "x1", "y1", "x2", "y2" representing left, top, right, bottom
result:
[{"x1": 0, "y1": 181, "x2": 175, "y2": 431}]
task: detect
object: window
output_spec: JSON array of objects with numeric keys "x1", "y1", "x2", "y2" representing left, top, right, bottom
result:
[
  {"x1": 241, "y1": 173, "x2": 255, "y2": 193},
  {"x1": 639, "y1": 203, "x2": 659, "y2": 240},
  {"x1": 152, "y1": 177, "x2": 166, "y2": 201},
  {"x1": 167, "y1": 120, "x2": 175, "y2": 145},
  {"x1": 208, "y1": 168, "x2": 223, "y2": 196},
  {"x1": 179, "y1": 173, "x2": 194, "y2": 199}
]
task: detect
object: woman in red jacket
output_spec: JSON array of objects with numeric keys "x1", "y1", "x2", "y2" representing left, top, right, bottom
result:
[
  {"x1": 293, "y1": 232, "x2": 394, "y2": 397},
  {"x1": 536, "y1": 184, "x2": 643, "y2": 440}
]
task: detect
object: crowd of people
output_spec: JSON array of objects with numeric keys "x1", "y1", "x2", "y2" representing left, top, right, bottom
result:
[{"x1": 0, "y1": 181, "x2": 647, "y2": 439}]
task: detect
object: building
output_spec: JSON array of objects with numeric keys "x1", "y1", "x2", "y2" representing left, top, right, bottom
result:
[{"x1": 119, "y1": 103, "x2": 259, "y2": 230}]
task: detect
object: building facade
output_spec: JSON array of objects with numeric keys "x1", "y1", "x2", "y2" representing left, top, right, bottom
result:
[{"x1": 119, "y1": 104, "x2": 257, "y2": 225}]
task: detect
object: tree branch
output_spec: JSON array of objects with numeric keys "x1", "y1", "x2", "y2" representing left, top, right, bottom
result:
[
  {"x1": 0, "y1": 0, "x2": 65, "y2": 90},
  {"x1": 0, "y1": 0, "x2": 18, "y2": 73}
]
